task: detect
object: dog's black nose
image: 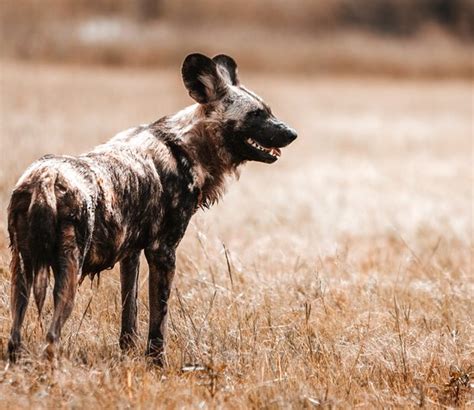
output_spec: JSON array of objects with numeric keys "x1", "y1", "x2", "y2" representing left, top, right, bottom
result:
[{"x1": 287, "y1": 128, "x2": 297, "y2": 142}]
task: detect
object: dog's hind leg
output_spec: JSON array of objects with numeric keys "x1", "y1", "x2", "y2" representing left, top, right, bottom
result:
[
  {"x1": 8, "y1": 245, "x2": 33, "y2": 363},
  {"x1": 44, "y1": 223, "x2": 80, "y2": 360},
  {"x1": 119, "y1": 251, "x2": 140, "y2": 350}
]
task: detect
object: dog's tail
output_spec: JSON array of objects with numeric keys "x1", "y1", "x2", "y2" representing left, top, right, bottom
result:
[
  {"x1": 28, "y1": 176, "x2": 57, "y2": 315},
  {"x1": 8, "y1": 174, "x2": 57, "y2": 315},
  {"x1": 28, "y1": 176, "x2": 58, "y2": 272}
]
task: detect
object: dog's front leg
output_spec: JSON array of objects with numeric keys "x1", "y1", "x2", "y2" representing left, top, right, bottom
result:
[
  {"x1": 119, "y1": 251, "x2": 141, "y2": 350},
  {"x1": 144, "y1": 244, "x2": 176, "y2": 365}
]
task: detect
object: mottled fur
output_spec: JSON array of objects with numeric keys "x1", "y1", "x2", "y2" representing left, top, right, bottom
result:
[{"x1": 7, "y1": 53, "x2": 297, "y2": 364}]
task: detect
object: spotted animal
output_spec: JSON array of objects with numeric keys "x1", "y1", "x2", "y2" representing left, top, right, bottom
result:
[{"x1": 7, "y1": 53, "x2": 297, "y2": 364}]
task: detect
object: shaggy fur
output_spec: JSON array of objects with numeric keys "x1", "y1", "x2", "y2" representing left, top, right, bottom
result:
[{"x1": 7, "y1": 53, "x2": 297, "y2": 364}]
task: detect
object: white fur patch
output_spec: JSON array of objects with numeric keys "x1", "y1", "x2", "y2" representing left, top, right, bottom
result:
[
  {"x1": 15, "y1": 162, "x2": 41, "y2": 188},
  {"x1": 96, "y1": 128, "x2": 178, "y2": 174},
  {"x1": 223, "y1": 86, "x2": 264, "y2": 121},
  {"x1": 198, "y1": 74, "x2": 217, "y2": 99},
  {"x1": 216, "y1": 65, "x2": 233, "y2": 85},
  {"x1": 56, "y1": 161, "x2": 95, "y2": 196},
  {"x1": 168, "y1": 104, "x2": 202, "y2": 138},
  {"x1": 132, "y1": 130, "x2": 178, "y2": 173}
]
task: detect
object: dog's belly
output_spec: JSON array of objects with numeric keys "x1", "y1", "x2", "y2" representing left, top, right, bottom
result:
[{"x1": 82, "y1": 222, "x2": 147, "y2": 274}]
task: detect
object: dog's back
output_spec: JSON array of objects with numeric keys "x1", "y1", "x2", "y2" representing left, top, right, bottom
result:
[{"x1": 8, "y1": 139, "x2": 168, "y2": 280}]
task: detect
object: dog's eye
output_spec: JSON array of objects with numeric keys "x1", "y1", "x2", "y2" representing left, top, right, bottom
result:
[{"x1": 249, "y1": 109, "x2": 265, "y2": 118}]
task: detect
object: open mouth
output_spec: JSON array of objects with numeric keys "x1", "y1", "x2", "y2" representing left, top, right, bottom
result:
[{"x1": 246, "y1": 138, "x2": 281, "y2": 159}]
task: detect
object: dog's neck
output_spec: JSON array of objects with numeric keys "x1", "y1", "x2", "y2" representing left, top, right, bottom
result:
[{"x1": 165, "y1": 104, "x2": 239, "y2": 208}]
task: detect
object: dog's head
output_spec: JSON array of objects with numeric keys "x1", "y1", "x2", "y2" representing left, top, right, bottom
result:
[{"x1": 182, "y1": 53, "x2": 297, "y2": 164}]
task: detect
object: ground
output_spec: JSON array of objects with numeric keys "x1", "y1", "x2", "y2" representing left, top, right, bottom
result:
[{"x1": 0, "y1": 61, "x2": 472, "y2": 408}]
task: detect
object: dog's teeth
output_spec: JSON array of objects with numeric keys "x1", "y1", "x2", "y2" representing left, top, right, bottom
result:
[{"x1": 247, "y1": 138, "x2": 281, "y2": 158}]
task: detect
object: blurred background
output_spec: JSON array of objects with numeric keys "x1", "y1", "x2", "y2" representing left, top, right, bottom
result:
[
  {"x1": 1, "y1": 0, "x2": 473, "y2": 76},
  {"x1": 0, "y1": 3, "x2": 473, "y2": 406}
]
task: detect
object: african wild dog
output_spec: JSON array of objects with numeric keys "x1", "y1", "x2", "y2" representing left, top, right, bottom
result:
[{"x1": 7, "y1": 53, "x2": 297, "y2": 364}]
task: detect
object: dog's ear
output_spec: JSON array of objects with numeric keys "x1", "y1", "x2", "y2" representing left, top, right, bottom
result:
[
  {"x1": 182, "y1": 53, "x2": 228, "y2": 104},
  {"x1": 212, "y1": 54, "x2": 239, "y2": 86}
]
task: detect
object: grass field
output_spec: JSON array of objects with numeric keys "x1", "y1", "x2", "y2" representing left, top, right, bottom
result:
[{"x1": 0, "y1": 61, "x2": 472, "y2": 408}]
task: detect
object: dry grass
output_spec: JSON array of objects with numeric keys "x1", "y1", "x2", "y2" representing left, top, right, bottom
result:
[{"x1": 0, "y1": 61, "x2": 472, "y2": 408}]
